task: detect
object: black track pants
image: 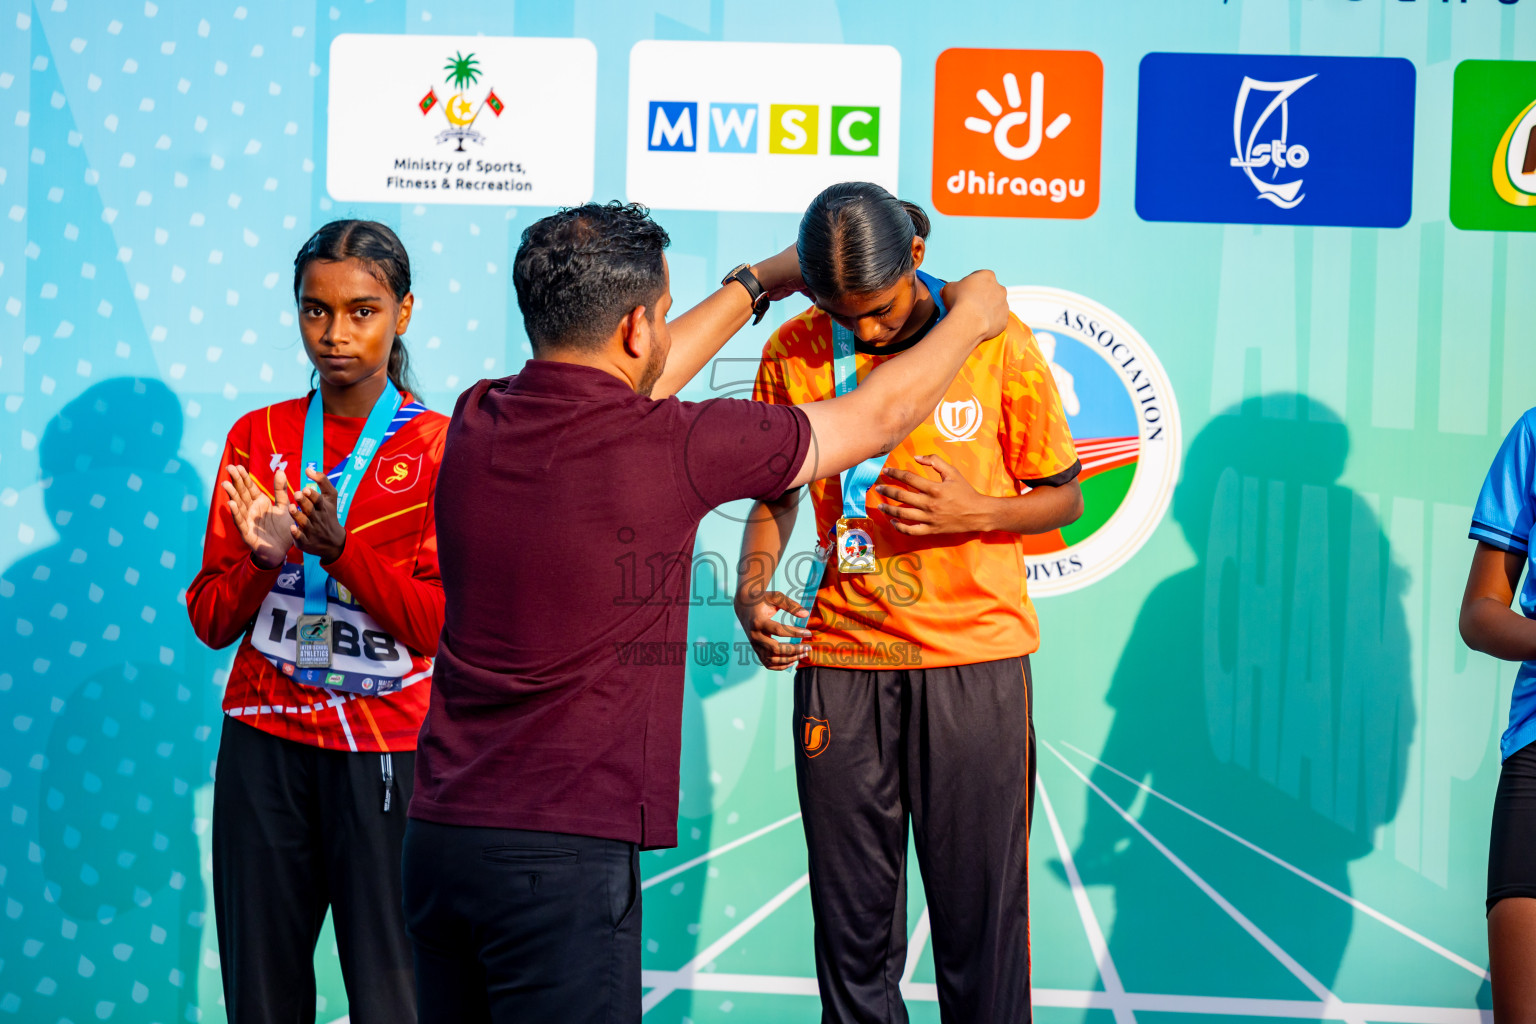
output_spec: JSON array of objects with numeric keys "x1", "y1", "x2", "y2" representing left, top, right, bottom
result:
[
  {"x1": 212, "y1": 716, "x2": 416, "y2": 1024},
  {"x1": 794, "y1": 656, "x2": 1036, "y2": 1024}
]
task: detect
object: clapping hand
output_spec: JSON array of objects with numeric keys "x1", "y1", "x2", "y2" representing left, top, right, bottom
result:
[
  {"x1": 290, "y1": 468, "x2": 348, "y2": 565},
  {"x1": 223, "y1": 465, "x2": 296, "y2": 570}
]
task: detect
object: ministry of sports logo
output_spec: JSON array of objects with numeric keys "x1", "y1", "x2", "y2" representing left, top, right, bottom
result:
[
  {"x1": 1010, "y1": 287, "x2": 1180, "y2": 597},
  {"x1": 326, "y1": 34, "x2": 596, "y2": 207},
  {"x1": 418, "y1": 50, "x2": 505, "y2": 152}
]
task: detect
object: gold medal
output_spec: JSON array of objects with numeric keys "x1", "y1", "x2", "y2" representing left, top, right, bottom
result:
[{"x1": 835, "y1": 517, "x2": 878, "y2": 574}]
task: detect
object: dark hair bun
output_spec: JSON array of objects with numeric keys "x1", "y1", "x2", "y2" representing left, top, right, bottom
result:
[{"x1": 899, "y1": 200, "x2": 931, "y2": 240}]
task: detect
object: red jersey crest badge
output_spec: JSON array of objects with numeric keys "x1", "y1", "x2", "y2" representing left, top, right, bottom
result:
[{"x1": 375, "y1": 452, "x2": 422, "y2": 493}]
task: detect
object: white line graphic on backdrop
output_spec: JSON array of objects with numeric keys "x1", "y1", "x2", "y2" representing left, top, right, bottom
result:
[
  {"x1": 1058, "y1": 741, "x2": 1491, "y2": 983},
  {"x1": 642, "y1": 811, "x2": 803, "y2": 891},
  {"x1": 628, "y1": 974, "x2": 1491, "y2": 1023},
  {"x1": 1043, "y1": 740, "x2": 1368, "y2": 1024},
  {"x1": 512, "y1": 765, "x2": 1488, "y2": 1021},
  {"x1": 1036, "y1": 774, "x2": 1137, "y2": 1024},
  {"x1": 900, "y1": 907, "x2": 932, "y2": 990},
  {"x1": 641, "y1": 873, "x2": 811, "y2": 1014}
]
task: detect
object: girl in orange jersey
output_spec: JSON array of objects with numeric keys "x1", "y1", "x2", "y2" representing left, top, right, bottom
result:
[
  {"x1": 187, "y1": 220, "x2": 446, "y2": 1023},
  {"x1": 735, "y1": 182, "x2": 1082, "y2": 1024}
]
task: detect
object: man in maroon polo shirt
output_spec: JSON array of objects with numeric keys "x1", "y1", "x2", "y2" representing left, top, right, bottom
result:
[{"x1": 402, "y1": 201, "x2": 1007, "y2": 1024}]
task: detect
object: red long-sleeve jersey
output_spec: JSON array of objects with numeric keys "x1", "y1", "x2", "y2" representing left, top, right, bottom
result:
[{"x1": 187, "y1": 395, "x2": 447, "y2": 752}]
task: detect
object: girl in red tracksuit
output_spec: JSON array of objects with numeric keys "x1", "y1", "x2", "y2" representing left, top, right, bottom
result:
[{"x1": 187, "y1": 219, "x2": 446, "y2": 1023}]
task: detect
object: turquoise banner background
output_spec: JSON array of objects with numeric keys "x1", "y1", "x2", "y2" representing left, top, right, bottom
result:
[{"x1": 2, "y1": 1, "x2": 1533, "y2": 1021}]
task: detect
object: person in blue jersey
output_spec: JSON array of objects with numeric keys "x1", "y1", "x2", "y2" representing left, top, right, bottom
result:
[{"x1": 1462, "y1": 408, "x2": 1536, "y2": 1022}]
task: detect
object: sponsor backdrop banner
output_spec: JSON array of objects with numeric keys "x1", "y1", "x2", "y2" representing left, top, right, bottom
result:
[{"x1": 0, "y1": 1, "x2": 1532, "y2": 1021}]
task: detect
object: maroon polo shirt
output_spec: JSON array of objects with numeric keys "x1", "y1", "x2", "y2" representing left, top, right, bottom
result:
[{"x1": 411, "y1": 360, "x2": 811, "y2": 848}]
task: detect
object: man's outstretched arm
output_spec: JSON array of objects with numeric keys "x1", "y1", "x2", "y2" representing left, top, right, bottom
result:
[{"x1": 650, "y1": 246, "x2": 803, "y2": 400}]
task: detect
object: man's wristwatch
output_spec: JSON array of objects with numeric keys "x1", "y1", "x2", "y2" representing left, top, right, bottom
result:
[{"x1": 722, "y1": 263, "x2": 771, "y2": 325}]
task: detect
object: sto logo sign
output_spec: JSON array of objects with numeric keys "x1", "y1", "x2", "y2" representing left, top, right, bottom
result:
[{"x1": 932, "y1": 48, "x2": 1103, "y2": 219}]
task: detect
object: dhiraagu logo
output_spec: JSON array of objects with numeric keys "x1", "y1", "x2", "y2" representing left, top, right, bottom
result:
[
  {"x1": 1451, "y1": 60, "x2": 1536, "y2": 231},
  {"x1": 628, "y1": 41, "x2": 900, "y2": 212}
]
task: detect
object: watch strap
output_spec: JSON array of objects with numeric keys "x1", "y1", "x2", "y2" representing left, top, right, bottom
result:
[{"x1": 723, "y1": 263, "x2": 771, "y2": 325}]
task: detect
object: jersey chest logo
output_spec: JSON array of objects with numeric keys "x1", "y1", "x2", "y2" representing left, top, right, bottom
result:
[
  {"x1": 934, "y1": 396, "x2": 983, "y2": 442},
  {"x1": 375, "y1": 452, "x2": 422, "y2": 494}
]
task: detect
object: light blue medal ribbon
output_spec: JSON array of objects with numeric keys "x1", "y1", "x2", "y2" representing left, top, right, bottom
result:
[
  {"x1": 294, "y1": 380, "x2": 402, "y2": 669},
  {"x1": 790, "y1": 271, "x2": 947, "y2": 638}
]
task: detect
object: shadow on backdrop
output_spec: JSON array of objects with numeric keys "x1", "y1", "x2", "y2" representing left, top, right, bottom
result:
[
  {"x1": 1066, "y1": 394, "x2": 1414, "y2": 995},
  {"x1": 0, "y1": 378, "x2": 215, "y2": 1023}
]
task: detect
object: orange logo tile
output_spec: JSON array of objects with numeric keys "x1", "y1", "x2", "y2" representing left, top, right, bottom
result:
[{"x1": 932, "y1": 48, "x2": 1103, "y2": 219}]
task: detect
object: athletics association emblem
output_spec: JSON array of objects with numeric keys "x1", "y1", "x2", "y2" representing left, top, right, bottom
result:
[
  {"x1": 1009, "y1": 286, "x2": 1180, "y2": 597},
  {"x1": 419, "y1": 50, "x2": 505, "y2": 152},
  {"x1": 802, "y1": 716, "x2": 831, "y2": 758}
]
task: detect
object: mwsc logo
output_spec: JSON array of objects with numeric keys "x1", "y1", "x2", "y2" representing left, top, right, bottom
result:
[
  {"x1": 646, "y1": 101, "x2": 880, "y2": 157},
  {"x1": 627, "y1": 41, "x2": 901, "y2": 213}
]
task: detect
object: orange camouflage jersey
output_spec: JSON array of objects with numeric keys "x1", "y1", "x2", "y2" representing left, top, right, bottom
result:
[{"x1": 754, "y1": 303, "x2": 1079, "y2": 669}]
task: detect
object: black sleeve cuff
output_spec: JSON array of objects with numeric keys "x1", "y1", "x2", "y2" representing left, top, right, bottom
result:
[{"x1": 1021, "y1": 459, "x2": 1082, "y2": 489}]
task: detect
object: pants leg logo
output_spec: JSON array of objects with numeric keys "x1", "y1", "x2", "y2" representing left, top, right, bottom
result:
[{"x1": 802, "y1": 716, "x2": 831, "y2": 758}]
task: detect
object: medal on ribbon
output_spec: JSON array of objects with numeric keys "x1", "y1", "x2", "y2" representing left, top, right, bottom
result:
[
  {"x1": 835, "y1": 517, "x2": 878, "y2": 574},
  {"x1": 292, "y1": 381, "x2": 402, "y2": 675},
  {"x1": 787, "y1": 270, "x2": 950, "y2": 634}
]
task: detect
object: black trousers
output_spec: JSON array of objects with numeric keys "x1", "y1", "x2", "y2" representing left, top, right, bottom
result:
[
  {"x1": 795, "y1": 656, "x2": 1036, "y2": 1024},
  {"x1": 212, "y1": 716, "x2": 416, "y2": 1024},
  {"x1": 402, "y1": 818, "x2": 642, "y2": 1024}
]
